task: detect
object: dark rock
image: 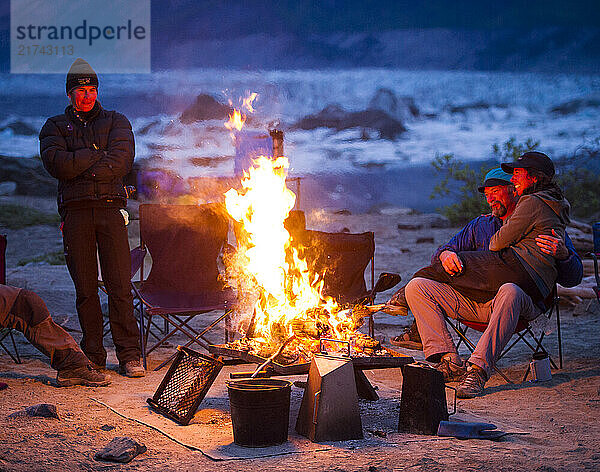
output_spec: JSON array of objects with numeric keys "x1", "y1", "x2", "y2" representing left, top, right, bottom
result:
[
  {"x1": 398, "y1": 214, "x2": 450, "y2": 230},
  {"x1": 423, "y1": 214, "x2": 451, "y2": 228},
  {"x1": 334, "y1": 209, "x2": 352, "y2": 215},
  {"x1": 550, "y1": 98, "x2": 600, "y2": 115},
  {"x1": 8, "y1": 403, "x2": 59, "y2": 419},
  {"x1": 446, "y1": 101, "x2": 507, "y2": 114},
  {"x1": 397, "y1": 223, "x2": 423, "y2": 230},
  {"x1": 293, "y1": 104, "x2": 406, "y2": 140},
  {"x1": 94, "y1": 437, "x2": 147, "y2": 463},
  {"x1": 179, "y1": 94, "x2": 234, "y2": 124},
  {"x1": 368, "y1": 88, "x2": 420, "y2": 122},
  {"x1": 416, "y1": 237, "x2": 435, "y2": 244},
  {"x1": 0, "y1": 155, "x2": 56, "y2": 196},
  {"x1": 366, "y1": 428, "x2": 387, "y2": 438},
  {"x1": 100, "y1": 425, "x2": 115, "y2": 431},
  {"x1": 0, "y1": 382, "x2": 7, "y2": 391},
  {"x1": 136, "y1": 120, "x2": 161, "y2": 135},
  {"x1": 0, "y1": 120, "x2": 38, "y2": 136},
  {"x1": 0, "y1": 181, "x2": 17, "y2": 196}
]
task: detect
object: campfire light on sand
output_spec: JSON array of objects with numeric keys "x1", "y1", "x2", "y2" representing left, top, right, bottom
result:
[{"x1": 221, "y1": 97, "x2": 378, "y2": 361}]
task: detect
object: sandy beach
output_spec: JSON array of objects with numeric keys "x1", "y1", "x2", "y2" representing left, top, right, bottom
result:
[{"x1": 1, "y1": 195, "x2": 599, "y2": 471}]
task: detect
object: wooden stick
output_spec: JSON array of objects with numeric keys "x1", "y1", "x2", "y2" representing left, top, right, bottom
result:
[
  {"x1": 250, "y1": 335, "x2": 296, "y2": 378},
  {"x1": 362, "y1": 304, "x2": 408, "y2": 316}
]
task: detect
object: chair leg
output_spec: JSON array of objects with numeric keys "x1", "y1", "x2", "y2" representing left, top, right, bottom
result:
[
  {"x1": 154, "y1": 310, "x2": 232, "y2": 371},
  {"x1": 555, "y1": 302, "x2": 562, "y2": 369},
  {"x1": 0, "y1": 330, "x2": 21, "y2": 364},
  {"x1": 139, "y1": 305, "x2": 148, "y2": 370},
  {"x1": 455, "y1": 323, "x2": 468, "y2": 352}
]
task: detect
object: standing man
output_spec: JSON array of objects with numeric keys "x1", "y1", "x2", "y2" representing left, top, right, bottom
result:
[{"x1": 39, "y1": 58, "x2": 144, "y2": 377}]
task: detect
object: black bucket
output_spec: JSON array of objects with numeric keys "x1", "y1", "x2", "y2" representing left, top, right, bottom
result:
[{"x1": 227, "y1": 379, "x2": 292, "y2": 447}]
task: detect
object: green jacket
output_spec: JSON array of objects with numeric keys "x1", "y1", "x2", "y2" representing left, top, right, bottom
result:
[{"x1": 489, "y1": 187, "x2": 571, "y2": 297}]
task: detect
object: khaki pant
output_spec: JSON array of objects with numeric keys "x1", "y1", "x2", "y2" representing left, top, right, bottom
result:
[
  {"x1": 1, "y1": 289, "x2": 89, "y2": 371},
  {"x1": 405, "y1": 278, "x2": 541, "y2": 376}
]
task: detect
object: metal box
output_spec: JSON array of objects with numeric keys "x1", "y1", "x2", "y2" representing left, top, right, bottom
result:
[{"x1": 295, "y1": 354, "x2": 363, "y2": 441}]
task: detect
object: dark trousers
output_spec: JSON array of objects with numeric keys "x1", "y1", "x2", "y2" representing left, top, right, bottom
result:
[
  {"x1": 62, "y1": 206, "x2": 140, "y2": 366},
  {"x1": 413, "y1": 249, "x2": 543, "y2": 305},
  {"x1": 3, "y1": 290, "x2": 89, "y2": 371}
]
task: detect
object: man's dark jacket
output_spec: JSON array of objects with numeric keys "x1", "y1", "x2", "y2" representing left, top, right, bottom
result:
[{"x1": 39, "y1": 103, "x2": 134, "y2": 213}]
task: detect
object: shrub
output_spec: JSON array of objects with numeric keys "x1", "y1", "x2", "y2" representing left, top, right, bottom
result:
[
  {"x1": 431, "y1": 137, "x2": 600, "y2": 224},
  {"x1": 18, "y1": 250, "x2": 66, "y2": 266},
  {"x1": 430, "y1": 138, "x2": 539, "y2": 225}
]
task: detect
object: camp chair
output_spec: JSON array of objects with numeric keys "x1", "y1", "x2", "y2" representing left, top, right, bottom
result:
[
  {"x1": 98, "y1": 245, "x2": 148, "y2": 339},
  {"x1": 445, "y1": 287, "x2": 562, "y2": 383},
  {"x1": 133, "y1": 204, "x2": 235, "y2": 369},
  {"x1": 298, "y1": 229, "x2": 377, "y2": 336},
  {"x1": 0, "y1": 234, "x2": 21, "y2": 364}
]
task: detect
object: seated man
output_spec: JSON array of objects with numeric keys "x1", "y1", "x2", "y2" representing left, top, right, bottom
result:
[
  {"x1": 391, "y1": 162, "x2": 582, "y2": 398},
  {"x1": 1, "y1": 284, "x2": 110, "y2": 387},
  {"x1": 391, "y1": 167, "x2": 582, "y2": 349}
]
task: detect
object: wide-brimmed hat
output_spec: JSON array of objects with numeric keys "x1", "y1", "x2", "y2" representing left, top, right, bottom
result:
[
  {"x1": 501, "y1": 151, "x2": 555, "y2": 178},
  {"x1": 477, "y1": 167, "x2": 513, "y2": 193}
]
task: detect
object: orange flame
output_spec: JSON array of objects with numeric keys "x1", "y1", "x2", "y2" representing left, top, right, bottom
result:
[
  {"x1": 225, "y1": 109, "x2": 246, "y2": 132},
  {"x1": 221, "y1": 95, "x2": 372, "y2": 359},
  {"x1": 224, "y1": 154, "x2": 358, "y2": 353},
  {"x1": 242, "y1": 92, "x2": 258, "y2": 113}
]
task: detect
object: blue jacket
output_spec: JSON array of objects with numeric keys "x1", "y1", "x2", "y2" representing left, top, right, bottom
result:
[{"x1": 432, "y1": 214, "x2": 583, "y2": 288}]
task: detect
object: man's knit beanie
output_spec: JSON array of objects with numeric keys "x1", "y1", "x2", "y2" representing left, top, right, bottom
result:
[{"x1": 66, "y1": 58, "x2": 98, "y2": 94}]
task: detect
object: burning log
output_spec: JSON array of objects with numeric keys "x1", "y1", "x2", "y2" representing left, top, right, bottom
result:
[{"x1": 250, "y1": 335, "x2": 297, "y2": 378}]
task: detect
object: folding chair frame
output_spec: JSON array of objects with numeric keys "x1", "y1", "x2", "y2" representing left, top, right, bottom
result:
[
  {"x1": 445, "y1": 291, "x2": 562, "y2": 384},
  {"x1": 590, "y1": 253, "x2": 600, "y2": 304},
  {"x1": 0, "y1": 234, "x2": 21, "y2": 364},
  {"x1": 0, "y1": 328, "x2": 21, "y2": 364},
  {"x1": 133, "y1": 204, "x2": 235, "y2": 370}
]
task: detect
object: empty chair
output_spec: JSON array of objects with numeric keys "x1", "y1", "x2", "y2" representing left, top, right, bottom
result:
[{"x1": 133, "y1": 204, "x2": 235, "y2": 368}]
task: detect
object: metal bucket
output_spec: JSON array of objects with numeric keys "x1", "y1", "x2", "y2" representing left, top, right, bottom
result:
[{"x1": 227, "y1": 379, "x2": 292, "y2": 447}]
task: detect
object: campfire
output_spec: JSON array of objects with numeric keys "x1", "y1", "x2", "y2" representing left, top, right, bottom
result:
[{"x1": 216, "y1": 97, "x2": 392, "y2": 366}]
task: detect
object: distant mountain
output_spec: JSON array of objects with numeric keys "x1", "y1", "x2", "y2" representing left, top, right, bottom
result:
[
  {"x1": 1, "y1": 0, "x2": 599, "y2": 72},
  {"x1": 149, "y1": 28, "x2": 600, "y2": 73}
]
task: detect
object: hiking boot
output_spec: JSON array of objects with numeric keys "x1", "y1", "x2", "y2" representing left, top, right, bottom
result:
[
  {"x1": 89, "y1": 360, "x2": 108, "y2": 373},
  {"x1": 456, "y1": 365, "x2": 487, "y2": 398},
  {"x1": 57, "y1": 365, "x2": 111, "y2": 387},
  {"x1": 119, "y1": 360, "x2": 145, "y2": 378},
  {"x1": 434, "y1": 355, "x2": 466, "y2": 382},
  {"x1": 390, "y1": 321, "x2": 423, "y2": 350}
]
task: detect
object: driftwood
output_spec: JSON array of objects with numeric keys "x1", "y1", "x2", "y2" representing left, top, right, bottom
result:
[
  {"x1": 568, "y1": 219, "x2": 592, "y2": 234},
  {"x1": 583, "y1": 260, "x2": 596, "y2": 277},
  {"x1": 566, "y1": 225, "x2": 593, "y2": 254},
  {"x1": 558, "y1": 283, "x2": 597, "y2": 307},
  {"x1": 558, "y1": 286, "x2": 596, "y2": 299}
]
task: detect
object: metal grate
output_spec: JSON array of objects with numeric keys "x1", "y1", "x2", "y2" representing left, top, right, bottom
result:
[{"x1": 147, "y1": 346, "x2": 223, "y2": 425}]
